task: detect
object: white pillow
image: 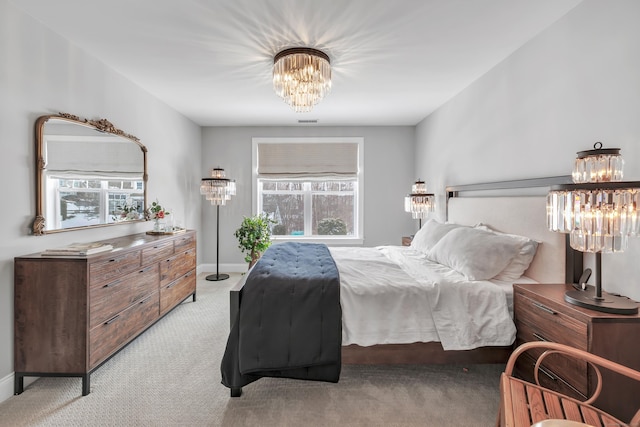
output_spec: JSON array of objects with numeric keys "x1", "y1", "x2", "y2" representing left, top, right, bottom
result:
[
  {"x1": 410, "y1": 220, "x2": 462, "y2": 254},
  {"x1": 427, "y1": 227, "x2": 522, "y2": 281},
  {"x1": 475, "y1": 224, "x2": 539, "y2": 281}
]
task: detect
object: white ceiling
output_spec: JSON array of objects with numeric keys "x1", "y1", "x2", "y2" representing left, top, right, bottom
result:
[{"x1": 14, "y1": 0, "x2": 581, "y2": 127}]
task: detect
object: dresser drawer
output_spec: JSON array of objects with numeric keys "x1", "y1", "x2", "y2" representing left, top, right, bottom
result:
[
  {"x1": 89, "y1": 264, "x2": 159, "y2": 329},
  {"x1": 160, "y1": 270, "x2": 196, "y2": 315},
  {"x1": 514, "y1": 291, "x2": 587, "y2": 350},
  {"x1": 90, "y1": 250, "x2": 141, "y2": 285},
  {"x1": 174, "y1": 233, "x2": 195, "y2": 251},
  {"x1": 160, "y1": 248, "x2": 196, "y2": 286},
  {"x1": 89, "y1": 291, "x2": 159, "y2": 367},
  {"x1": 142, "y1": 240, "x2": 174, "y2": 265}
]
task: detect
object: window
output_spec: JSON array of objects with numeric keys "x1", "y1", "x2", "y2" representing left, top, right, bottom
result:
[{"x1": 253, "y1": 137, "x2": 363, "y2": 243}]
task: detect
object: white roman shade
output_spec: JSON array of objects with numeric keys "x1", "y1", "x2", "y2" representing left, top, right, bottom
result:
[
  {"x1": 45, "y1": 139, "x2": 144, "y2": 178},
  {"x1": 257, "y1": 142, "x2": 358, "y2": 178}
]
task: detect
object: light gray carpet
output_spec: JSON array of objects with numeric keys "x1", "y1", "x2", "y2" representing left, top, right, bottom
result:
[{"x1": 0, "y1": 273, "x2": 504, "y2": 427}]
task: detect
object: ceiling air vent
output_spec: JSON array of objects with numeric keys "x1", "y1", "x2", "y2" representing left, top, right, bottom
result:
[{"x1": 298, "y1": 119, "x2": 318, "y2": 124}]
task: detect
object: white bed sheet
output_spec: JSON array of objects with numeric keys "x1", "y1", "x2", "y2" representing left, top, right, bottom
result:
[
  {"x1": 491, "y1": 275, "x2": 538, "y2": 317},
  {"x1": 329, "y1": 245, "x2": 519, "y2": 351}
]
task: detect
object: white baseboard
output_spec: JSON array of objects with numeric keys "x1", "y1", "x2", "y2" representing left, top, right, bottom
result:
[
  {"x1": 0, "y1": 372, "x2": 37, "y2": 403},
  {"x1": 198, "y1": 263, "x2": 247, "y2": 275},
  {"x1": 0, "y1": 372, "x2": 13, "y2": 403}
]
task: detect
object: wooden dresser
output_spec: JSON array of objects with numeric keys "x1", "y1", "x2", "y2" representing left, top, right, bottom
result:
[
  {"x1": 14, "y1": 230, "x2": 196, "y2": 396},
  {"x1": 513, "y1": 283, "x2": 640, "y2": 423}
]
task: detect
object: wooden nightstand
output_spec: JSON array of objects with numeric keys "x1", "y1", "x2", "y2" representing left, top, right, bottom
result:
[
  {"x1": 513, "y1": 283, "x2": 640, "y2": 423},
  {"x1": 402, "y1": 236, "x2": 413, "y2": 246}
]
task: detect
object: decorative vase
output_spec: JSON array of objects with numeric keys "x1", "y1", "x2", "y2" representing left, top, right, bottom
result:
[{"x1": 153, "y1": 218, "x2": 162, "y2": 232}]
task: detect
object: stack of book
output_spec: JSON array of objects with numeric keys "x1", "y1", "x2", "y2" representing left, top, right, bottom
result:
[{"x1": 42, "y1": 242, "x2": 114, "y2": 256}]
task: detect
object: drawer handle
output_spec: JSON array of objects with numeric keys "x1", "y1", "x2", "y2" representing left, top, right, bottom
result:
[
  {"x1": 139, "y1": 296, "x2": 152, "y2": 304},
  {"x1": 536, "y1": 365, "x2": 558, "y2": 381},
  {"x1": 105, "y1": 314, "x2": 120, "y2": 325},
  {"x1": 185, "y1": 271, "x2": 193, "y2": 277},
  {"x1": 103, "y1": 280, "x2": 122, "y2": 288},
  {"x1": 533, "y1": 332, "x2": 550, "y2": 342},
  {"x1": 138, "y1": 266, "x2": 152, "y2": 274},
  {"x1": 166, "y1": 282, "x2": 177, "y2": 289},
  {"x1": 532, "y1": 301, "x2": 556, "y2": 315}
]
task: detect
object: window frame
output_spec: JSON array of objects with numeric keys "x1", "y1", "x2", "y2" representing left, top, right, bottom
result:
[{"x1": 252, "y1": 137, "x2": 364, "y2": 245}]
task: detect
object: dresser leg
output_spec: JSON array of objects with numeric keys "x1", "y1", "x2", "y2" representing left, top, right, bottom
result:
[
  {"x1": 82, "y1": 374, "x2": 90, "y2": 396},
  {"x1": 14, "y1": 374, "x2": 24, "y2": 395},
  {"x1": 192, "y1": 292, "x2": 196, "y2": 302},
  {"x1": 231, "y1": 387, "x2": 242, "y2": 397}
]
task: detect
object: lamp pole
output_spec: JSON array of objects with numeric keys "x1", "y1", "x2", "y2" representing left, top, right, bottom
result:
[{"x1": 206, "y1": 204, "x2": 229, "y2": 281}]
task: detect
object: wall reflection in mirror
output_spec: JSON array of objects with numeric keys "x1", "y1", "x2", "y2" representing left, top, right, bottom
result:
[{"x1": 34, "y1": 113, "x2": 147, "y2": 235}]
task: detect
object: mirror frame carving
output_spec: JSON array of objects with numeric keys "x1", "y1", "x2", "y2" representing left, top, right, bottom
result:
[{"x1": 33, "y1": 112, "x2": 148, "y2": 235}]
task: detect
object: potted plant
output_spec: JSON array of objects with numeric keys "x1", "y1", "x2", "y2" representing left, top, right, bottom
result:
[{"x1": 234, "y1": 214, "x2": 275, "y2": 269}]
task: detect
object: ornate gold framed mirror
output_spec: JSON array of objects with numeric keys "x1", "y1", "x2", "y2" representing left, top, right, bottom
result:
[{"x1": 33, "y1": 113, "x2": 148, "y2": 235}]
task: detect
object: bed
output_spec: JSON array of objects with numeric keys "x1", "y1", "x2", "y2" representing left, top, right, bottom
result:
[{"x1": 222, "y1": 177, "x2": 581, "y2": 396}]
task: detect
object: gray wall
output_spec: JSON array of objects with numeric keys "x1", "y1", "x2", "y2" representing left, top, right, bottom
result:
[
  {"x1": 415, "y1": 0, "x2": 640, "y2": 300},
  {"x1": 0, "y1": 1, "x2": 202, "y2": 401},
  {"x1": 200, "y1": 126, "x2": 416, "y2": 268}
]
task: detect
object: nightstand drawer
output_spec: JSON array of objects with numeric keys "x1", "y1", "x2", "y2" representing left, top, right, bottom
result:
[
  {"x1": 515, "y1": 321, "x2": 588, "y2": 396},
  {"x1": 514, "y1": 291, "x2": 587, "y2": 350},
  {"x1": 513, "y1": 352, "x2": 587, "y2": 400}
]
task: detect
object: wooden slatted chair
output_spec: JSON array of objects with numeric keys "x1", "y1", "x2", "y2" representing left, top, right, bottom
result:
[{"x1": 498, "y1": 341, "x2": 640, "y2": 427}]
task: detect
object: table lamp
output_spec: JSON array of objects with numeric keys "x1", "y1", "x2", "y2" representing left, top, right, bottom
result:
[{"x1": 547, "y1": 142, "x2": 640, "y2": 314}]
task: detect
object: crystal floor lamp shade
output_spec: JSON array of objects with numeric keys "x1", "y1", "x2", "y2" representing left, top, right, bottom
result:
[
  {"x1": 547, "y1": 142, "x2": 640, "y2": 314},
  {"x1": 200, "y1": 168, "x2": 236, "y2": 281},
  {"x1": 200, "y1": 167, "x2": 236, "y2": 205},
  {"x1": 404, "y1": 180, "x2": 435, "y2": 228}
]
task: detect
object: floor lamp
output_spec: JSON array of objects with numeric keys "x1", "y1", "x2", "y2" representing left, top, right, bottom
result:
[
  {"x1": 200, "y1": 167, "x2": 236, "y2": 281},
  {"x1": 404, "y1": 179, "x2": 435, "y2": 229}
]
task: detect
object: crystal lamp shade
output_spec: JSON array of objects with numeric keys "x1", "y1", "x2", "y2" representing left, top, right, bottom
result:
[
  {"x1": 200, "y1": 168, "x2": 236, "y2": 206},
  {"x1": 273, "y1": 47, "x2": 331, "y2": 113},
  {"x1": 404, "y1": 180, "x2": 435, "y2": 219},
  {"x1": 547, "y1": 143, "x2": 640, "y2": 253},
  {"x1": 572, "y1": 142, "x2": 624, "y2": 183}
]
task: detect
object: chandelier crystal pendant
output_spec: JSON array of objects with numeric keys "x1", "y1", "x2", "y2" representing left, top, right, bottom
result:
[
  {"x1": 273, "y1": 47, "x2": 331, "y2": 113},
  {"x1": 404, "y1": 179, "x2": 435, "y2": 228},
  {"x1": 547, "y1": 142, "x2": 640, "y2": 314}
]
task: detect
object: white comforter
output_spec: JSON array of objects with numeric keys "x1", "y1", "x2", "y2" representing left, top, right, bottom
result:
[{"x1": 329, "y1": 246, "x2": 517, "y2": 351}]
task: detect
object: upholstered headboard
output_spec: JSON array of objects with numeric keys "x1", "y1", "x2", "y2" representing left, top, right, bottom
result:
[{"x1": 446, "y1": 177, "x2": 581, "y2": 284}]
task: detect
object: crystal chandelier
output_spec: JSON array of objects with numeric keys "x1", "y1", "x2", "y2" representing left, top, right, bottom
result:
[
  {"x1": 200, "y1": 168, "x2": 236, "y2": 206},
  {"x1": 547, "y1": 142, "x2": 640, "y2": 314},
  {"x1": 273, "y1": 47, "x2": 331, "y2": 113},
  {"x1": 404, "y1": 180, "x2": 435, "y2": 228}
]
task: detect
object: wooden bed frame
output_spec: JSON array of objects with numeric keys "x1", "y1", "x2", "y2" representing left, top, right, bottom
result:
[{"x1": 230, "y1": 176, "x2": 583, "y2": 367}]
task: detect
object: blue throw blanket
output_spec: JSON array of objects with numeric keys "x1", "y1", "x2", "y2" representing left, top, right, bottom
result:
[{"x1": 221, "y1": 242, "x2": 342, "y2": 391}]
